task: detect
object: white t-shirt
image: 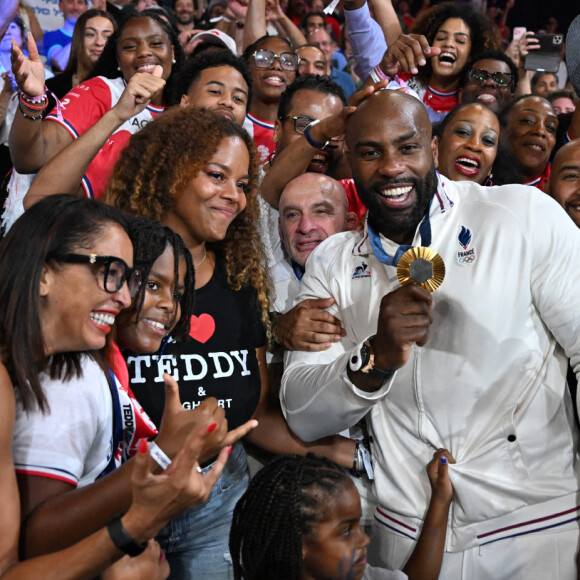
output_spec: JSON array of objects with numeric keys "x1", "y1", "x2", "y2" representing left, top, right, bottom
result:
[{"x1": 13, "y1": 355, "x2": 113, "y2": 488}]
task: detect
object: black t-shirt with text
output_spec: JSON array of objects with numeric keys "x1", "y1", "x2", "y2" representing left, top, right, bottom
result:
[{"x1": 127, "y1": 260, "x2": 267, "y2": 430}]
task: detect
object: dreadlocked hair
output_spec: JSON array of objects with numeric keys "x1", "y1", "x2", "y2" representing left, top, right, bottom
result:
[
  {"x1": 126, "y1": 217, "x2": 195, "y2": 339},
  {"x1": 411, "y1": 2, "x2": 502, "y2": 85},
  {"x1": 229, "y1": 453, "x2": 352, "y2": 580},
  {"x1": 105, "y1": 107, "x2": 272, "y2": 343}
]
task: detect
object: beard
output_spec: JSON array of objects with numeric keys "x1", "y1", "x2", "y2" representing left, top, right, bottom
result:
[{"x1": 355, "y1": 162, "x2": 438, "y2": 243}]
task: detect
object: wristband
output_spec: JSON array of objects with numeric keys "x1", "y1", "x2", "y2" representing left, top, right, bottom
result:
[
  {"x1": 19, "y1": 91, "x2": 48, "y2": 111},
  {"x1": 149, "y1": 441, "x2": 172, "y2": 470},
  {"x1": 373, "y1": 64, "x2": 391, "y2": 82},
  {"x1": 18, "y1": 103, "x2": 45, "y2": 120},
  {"x1": 20, "y1": 87, "x2": 48, "y2": 104},
  {"x1": 303, "y1": 119, "x2": 330, "y2": 150},
  {"x1": 107, "y1": 514, "x2": 148, "y2": 557}
]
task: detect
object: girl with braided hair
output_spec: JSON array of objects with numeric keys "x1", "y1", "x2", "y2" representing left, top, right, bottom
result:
[{"x1": 230, "y1": 451, "x2": 455, "y2": 580}]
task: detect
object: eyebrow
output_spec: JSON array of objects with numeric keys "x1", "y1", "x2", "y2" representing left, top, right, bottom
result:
[
  {"x1": 456, "y1": 120, "x2": 498, "y2": 132},
  {"x1": 210, "y1": 162, "x2": 250, "y2": 180},
  {"x1": 558, "y1": 164, "x2": 580, "y2": 173},
  {"x1": 121, "y1": 34, "x2": 165, "y2": 41},
  {"x1": 206, "y1": 80, "x2": 248, "y2": 97},
  {"x1": 437, "y1": 29, "x2": 469, "y2": 39}
]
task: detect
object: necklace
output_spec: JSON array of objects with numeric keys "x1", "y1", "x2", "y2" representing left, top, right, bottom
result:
[{"x1": 194, "y1": 247, "x2": 207, "y2": 268}]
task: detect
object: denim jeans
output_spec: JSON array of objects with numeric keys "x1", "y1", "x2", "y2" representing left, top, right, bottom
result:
[{"x1": 156, "y1": 442, "x2": 249, "y2": 580}]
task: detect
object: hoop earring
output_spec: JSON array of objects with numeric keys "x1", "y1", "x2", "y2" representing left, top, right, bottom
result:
[{"x1": 484, "y1": 173, "x2": 493, "y2": 187}]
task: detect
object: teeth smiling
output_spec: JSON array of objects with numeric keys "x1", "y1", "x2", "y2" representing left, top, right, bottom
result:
[
  {"x1": 439, "y1": 52, "x2": 456, "y2": 63},
  {"x1": 90, "y1": 312, "x2": 115, "y2": 326},
  {"x1": 457, "y1": 157, "x2": 479, "y2": 167},
  {"x1": 145, "y1": 319, "x2": 166, "y2": 331},
  {"x1": 137, "y1": 64, "x2": 156, "y2": 72},
  {"x1": 380, "y1": 185, "x2": 412, "y2": 198},
  {"x1": 528, "y1": 144, "x2": 543, "y2": 151}
]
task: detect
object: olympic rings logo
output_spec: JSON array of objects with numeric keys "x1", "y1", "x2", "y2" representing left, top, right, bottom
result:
[{"x1": 457, "y1": 255, "x2": 476, "y2": 264}]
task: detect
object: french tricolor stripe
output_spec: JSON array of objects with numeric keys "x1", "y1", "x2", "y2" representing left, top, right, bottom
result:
[
  {"x1": 46, "y1": 115, "x2": 80, "y2": 139},
  {"x1": 477, "y1": 506, "x2": 580, "y2": 546},
  {"x1": 246, "y1": 113, "x2": 274, "y2": 130},
  {"x1": 374, "y1": 506, "x2": 418, "y2": 540},
  {"x1": 15, "y1": 465, "x2": 79, "y2": 487}
]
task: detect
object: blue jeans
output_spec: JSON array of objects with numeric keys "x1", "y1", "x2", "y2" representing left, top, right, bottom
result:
[{"x1": 156, "y1": 442, "x2": 249, "y2": 580}]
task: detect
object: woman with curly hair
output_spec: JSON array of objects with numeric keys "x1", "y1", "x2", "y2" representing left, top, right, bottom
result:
[
  {"x1": 9, "y1": 11, "x2": 184, "y2": 199},
  {"x1": 106, "y1": 106, "x2": 355, "y2": 579},
  {"x1": 369, "y1": 2, "x2": 502, "y2": 122}
]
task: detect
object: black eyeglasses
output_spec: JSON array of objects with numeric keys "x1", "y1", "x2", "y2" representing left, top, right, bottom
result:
[
  {"x1": 252, "y1": 49, "x2": 299, "y2": 71},
  {"x1": 280, "y1": 115, "x2": 346, "y2": 143},
  {"x1": 48, "y1": 253, "x2": 143, "y2": 298},
  {"x1": 467, "y1": 68, "x2": 514, "y2": 88}
]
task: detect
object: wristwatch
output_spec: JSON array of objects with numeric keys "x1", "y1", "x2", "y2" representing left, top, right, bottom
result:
[{"x1": 349, "y1": 336, "x2": 394, "y2": 381}]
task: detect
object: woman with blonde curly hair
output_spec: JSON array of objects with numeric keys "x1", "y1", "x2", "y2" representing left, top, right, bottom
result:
[{"x1": 107, "y1": 106, "x2": 352, "y2": 580}]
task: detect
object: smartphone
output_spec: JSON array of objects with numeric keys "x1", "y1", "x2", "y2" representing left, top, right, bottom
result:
[
  {"x1": 513, "y1": 27, "x2": 526, "y2": 42},
  {"x1": 524, "y1": 34, "x2": 563, "y2": 72}
]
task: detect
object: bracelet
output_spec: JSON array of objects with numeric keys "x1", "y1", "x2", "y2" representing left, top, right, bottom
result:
[
  {"x1": 149, "y1": 441, "x2": 172, "y2": 471},
  {"x1": 18, "y1": 103, "x2": 44, "y2": 120},
  {"x1": 19, "y1": 91, "x2": 48, "y2": 111},
  {"x1": 373, "y1": 64, "x2": 391, "y2": 81},
  {"x1": 20, "y1": 86, "x2": 48, "y2": 105},
  {"x1": 303, "y1": 119, "x2": 330, "y2": 150},
  {"x1": 107, "y1": 514, "x2": 148, "y2": 557}
]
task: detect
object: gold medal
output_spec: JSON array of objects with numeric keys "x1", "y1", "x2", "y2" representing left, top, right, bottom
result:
[{"x1": 396, "y1": 247, "x2": 445, "y2": 292}]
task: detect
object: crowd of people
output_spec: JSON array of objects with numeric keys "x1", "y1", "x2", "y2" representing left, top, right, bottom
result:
[{"x1": 1, "y1": 0, "x2": 580, "y2": 578}]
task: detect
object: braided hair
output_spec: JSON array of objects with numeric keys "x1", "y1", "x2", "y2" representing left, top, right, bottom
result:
[
  {"x1": 230, "y1": 453, "x2": 351, "y2": 580},
  {"x1": 127, "y1": 217, "x2": 195, "y2": 338}
]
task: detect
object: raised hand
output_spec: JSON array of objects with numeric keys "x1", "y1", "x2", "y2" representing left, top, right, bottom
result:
[
  {"x1": 10, "y1": 33, "x2": 45, "y2": 97},
  {"x1": 373, "y1": 284, "x2": 434, "y2": 372},
  {"x1": 111, "y1": 65, "x2": 166, "y2": 124},
  {"x1": 378, "y1": 33, "x2": 441, "y2": 77}
]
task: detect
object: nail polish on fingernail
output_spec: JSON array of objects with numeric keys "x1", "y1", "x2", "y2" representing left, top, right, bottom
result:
[
  {"x1": 227, "y1": 445, "x2": 232, "y2": 456},
  {"x1": 207, "y1": 422, "x2": 218, "y2": 433},
  {"x1": 138, "y1": 439, "x2": 148, "y2": 454},
  {"x1": 412, "y1": 67, "x2": 418, "y2": 74},
  {"x1": 334, "y1": 335, "x2": 341, "y2": 342},
  {"x1": 419, "y1": 58, "x2": 426, "y2": 66},
  {"x1": 440, "y1": 457, "x2": 447, "y2": 464}
]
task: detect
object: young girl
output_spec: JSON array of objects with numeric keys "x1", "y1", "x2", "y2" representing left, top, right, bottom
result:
[{"x1": 230, "y1": 450, "x2": 455, "y2": 580}]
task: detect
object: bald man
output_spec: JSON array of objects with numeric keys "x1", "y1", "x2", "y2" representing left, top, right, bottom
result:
[
  {"x1": 271, "y1": 172, "x2": 357, "y2": 349},
  {"x1": 547, "y1": 139, "x2": 580, "y2": 228},
  {"x1": 281, "y1": 89, "x2": 580, "y2": 579}
]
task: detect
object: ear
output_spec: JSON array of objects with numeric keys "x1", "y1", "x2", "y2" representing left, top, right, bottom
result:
[
  {"x1": 180, "y1": 93, "x2": 190, "y2": 107},
  {"x1": 432, "y1": 136, "x2": 439, "y2": 169},
  {"x1": 39, "y1": 264, "x2": 53, "y2": 298},
  {"x1": 345, "y1": 211, "x2": 358, "y2": 231},
  {"x1": 273, "y1": 119, "x2": 283, "y2": 144}
]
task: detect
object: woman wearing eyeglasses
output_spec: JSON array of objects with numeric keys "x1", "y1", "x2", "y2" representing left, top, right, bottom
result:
[
  {"x1": 0, "y1": 195, "x2": 235, "y2": 580},
  {"x1": 241, "y1": 35, "x2": 298, "y2": 164}
]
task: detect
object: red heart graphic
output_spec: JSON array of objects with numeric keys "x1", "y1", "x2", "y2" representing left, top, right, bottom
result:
[{"x1": 189, "y1": 314, "x2": 216, "y2": 344}]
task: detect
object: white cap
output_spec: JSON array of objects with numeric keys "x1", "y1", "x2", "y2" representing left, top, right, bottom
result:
[{"x1": 190, "y1": 29, "x2": 237, "y2": 55}]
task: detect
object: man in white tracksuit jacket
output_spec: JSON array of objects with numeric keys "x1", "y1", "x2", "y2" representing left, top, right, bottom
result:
[{"x1": 280, "y1": 89, "x2": 580, "y2": 579}]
